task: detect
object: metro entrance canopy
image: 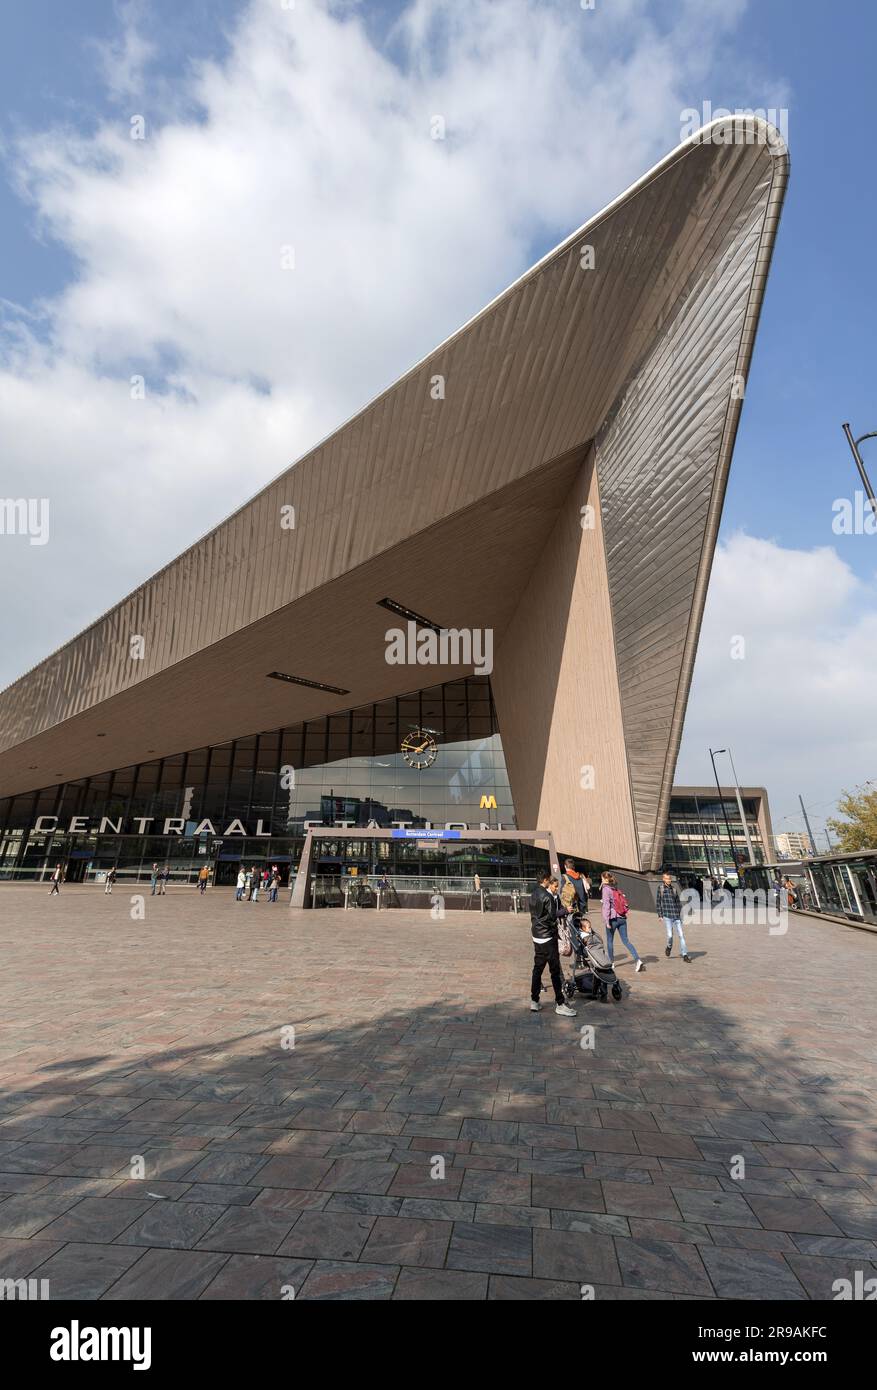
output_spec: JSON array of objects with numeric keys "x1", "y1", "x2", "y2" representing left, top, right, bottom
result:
[{"x1": 290, "y1": 828, "x2": 560, "y2": 908}]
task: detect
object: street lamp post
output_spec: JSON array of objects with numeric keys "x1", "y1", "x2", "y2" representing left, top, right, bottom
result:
[
  {"x1": 798, "y1": 794, "x2": 818, "y2": 857},
  {"x1": 709, "y1": 747, "x2": 740, "y2": 879},
  {"x1": 842, "y1": 423, "x2": 877, "y2": 524},
  {"x1": 724, "y1": 747, "x2": 756, "y2": 866}
]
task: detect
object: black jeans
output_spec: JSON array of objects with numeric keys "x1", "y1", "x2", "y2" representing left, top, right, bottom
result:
[{"x1": 531, "y1": 940, "x2": 564, "y2": 1004}]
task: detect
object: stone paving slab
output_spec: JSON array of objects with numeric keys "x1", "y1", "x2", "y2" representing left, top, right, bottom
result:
[{"x1": 0, "y1": 884, "x2": 874, "y2": 1300}]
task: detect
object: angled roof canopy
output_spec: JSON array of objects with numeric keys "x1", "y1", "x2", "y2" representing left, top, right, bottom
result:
[{"x1": 0, "y1": 117, "x2": 788, "y2": 871}]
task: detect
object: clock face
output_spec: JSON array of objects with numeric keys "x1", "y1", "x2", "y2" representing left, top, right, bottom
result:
[{"x1": 401, "y1": 728, "x2": 438, "y2": 770}]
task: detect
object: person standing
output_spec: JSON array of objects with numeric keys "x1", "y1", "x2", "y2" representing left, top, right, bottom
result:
[
  {"x1": 150, "y1": 862, "x2": 159, "y2": 896},
  {"x1": 561, "y1": 858, "x2": 588, "y2": 920},
  {"x1": 529, "y1": 871, "x2": 577, "y2": 1016},
  {"x1": 656, "y1": 871, "x2": 690, "y2": 962},
  {"x1": 48, "y1": 863, "x2": 64, "y2": 896},
  {"x1": 601, "y1": 871, "x2": 645, "y2": 972},
  {"x1": 198, "y1": 864, "x2": 209, "y2": 895},
  {"x1": 250, "y1": 868, "x2": 260, "y2": 903},
  {"x1": 159, "y1": 865, "x2": 169, "y2": 895},
  {"x1": 268, "y1": 867, "x2": 280, "y2": 903},
  {"x1": 104, "y1": 865, "x2": 116, "y2": 895},
  {"x1": 235, "y1": 867, "x2": 246, "y2": 902},
  {"x1": 377, "y1": 871, "x2": 390, "y2": 908}
]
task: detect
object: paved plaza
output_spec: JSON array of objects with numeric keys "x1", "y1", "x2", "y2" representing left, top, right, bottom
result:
[{"x1": 0, "y1": 884, "x2": 875, "y2": 1301}]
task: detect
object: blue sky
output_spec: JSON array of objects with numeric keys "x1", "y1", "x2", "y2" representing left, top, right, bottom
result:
[
  {"x1": 1, "y1": 0, "x2": 874, "y2": 842},
  {"x1": 3, "y1": 0, "x2": 874, "y2": 567}
]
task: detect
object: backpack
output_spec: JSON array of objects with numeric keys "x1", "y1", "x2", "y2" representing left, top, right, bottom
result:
[
  {"x1": 560, "y1": 879, "x2": 577, "y2": 911},
  {"x1": 612, "y1": 887, "x2": 630, "y2": 917}
]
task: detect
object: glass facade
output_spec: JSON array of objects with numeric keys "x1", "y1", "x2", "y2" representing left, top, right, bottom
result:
[
  {"x1": 662, "y1": 794, "x2": 767, "y2": 885},
  {"x1": 0, "y1": 676, "x2": 552, "y2": 885}
]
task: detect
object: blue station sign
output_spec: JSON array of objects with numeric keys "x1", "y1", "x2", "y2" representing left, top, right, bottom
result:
[{"x1": 391, "y1": 829, "x2": 462, "y2": 840}]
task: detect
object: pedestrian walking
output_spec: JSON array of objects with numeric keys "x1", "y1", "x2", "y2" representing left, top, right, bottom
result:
[
  {"x1": 268, "y1": 867, "x2": 280, "y2": 903},
  {"x1": 198, "y1": 864, "x2": 210, "y2": 895},
  {"x1": 235, "y1": 868, "x2": 246, "y2": 901},
  {"x1": 104, "y1": 866, "x2": 117, "y2": 895},
  {"x1": 150, "y1": 862, "x2": 159, "y2": 895},
  {"x1": 529, "y1": 871, "x2": 577, "y2": 1016},
  {"x1": 250, "y1": 868, "x2": 260, "y2": 902},
  {"x1": 48, "y1": 863, "x2": 64, "y2": 896},
  {"x1": 159, "y1": 865, "x2": 169, "y2": 895},
  {"x1": 656, "y1": 871, "x2": 690, "y2": 962},
  {"x1": 601, "y1": 871, "x2": 645, "y2": 972}
]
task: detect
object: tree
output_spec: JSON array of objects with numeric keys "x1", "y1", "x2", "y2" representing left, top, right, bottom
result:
[{"x1": 827, "y1": 785, "x2": 877, "y2": 853}]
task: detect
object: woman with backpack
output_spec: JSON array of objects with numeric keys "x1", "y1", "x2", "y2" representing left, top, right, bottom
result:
[{"x1": 600, "y1": 871, "x2": 645, "y2": 973}]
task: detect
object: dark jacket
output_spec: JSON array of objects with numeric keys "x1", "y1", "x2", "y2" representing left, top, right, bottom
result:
[
  {"x1": 529, "y1": 886, "x2": 558, "y2": 942},
  {"x1": 656, "y1": 883, "x2": 682, "y2": 918},
  {"x1": 562, "y1": 871, "x2": 587, "y2": 911}
]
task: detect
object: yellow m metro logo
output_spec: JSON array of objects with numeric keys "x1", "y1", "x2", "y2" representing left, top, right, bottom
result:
[{"x1": 479, "y1": 794, "x2": 497, "y2": 810}]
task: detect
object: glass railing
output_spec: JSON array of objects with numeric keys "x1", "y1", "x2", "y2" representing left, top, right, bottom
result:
[{"x1": 303, "y1": 874, "x2": 549, "y2": 910}]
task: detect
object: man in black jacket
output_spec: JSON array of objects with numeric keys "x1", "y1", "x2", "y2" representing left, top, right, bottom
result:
[{"x1": 530, "y1": 872, "x2": 577, "y2": 1015}]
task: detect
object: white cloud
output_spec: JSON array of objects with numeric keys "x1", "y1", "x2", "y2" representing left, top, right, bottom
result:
[
  {"x1": 1, "y1": 0, "x2": 778, "y2": 695},
  {"x1": 90, "y1": 0, "x2": 158, "y2": 104},
  {"x1": 677, "y1": 533, "x2": 877, "y2": 846}
]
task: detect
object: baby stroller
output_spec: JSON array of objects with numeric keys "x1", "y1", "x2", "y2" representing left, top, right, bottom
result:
[{"x1": 562, "y1": 916, "x2": 623, "y2": 1003}]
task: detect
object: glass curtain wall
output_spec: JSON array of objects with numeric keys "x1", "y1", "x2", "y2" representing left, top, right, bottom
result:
[
  {"x1": 662, "y1": 794, "x2": 766, "y2": 882},
  {"x1": 0, "y1": 677, "x2": 536, "y2": 882}
]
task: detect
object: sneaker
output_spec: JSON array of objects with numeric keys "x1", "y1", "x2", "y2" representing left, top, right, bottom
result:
[
  {"x1": 683, "y1": 954, "x2": 691, "y2": 963},
  {"x1": 555, "y1": 1003, "x2": 577, "y2": 1017},
  {"x1": 664, "y1": 945, "x2": 671, "y2": 957},
  {"x1": 635, "y1": 960, "x2": 645, "y2": 973},
  {"x1": 530, "y1": 1000, "x2": 542, "y2": 1011}
]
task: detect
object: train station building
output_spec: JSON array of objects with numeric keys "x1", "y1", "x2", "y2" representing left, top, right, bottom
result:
[{"x1": 0, "y1": 119, "x2": 787, "y2": 891}]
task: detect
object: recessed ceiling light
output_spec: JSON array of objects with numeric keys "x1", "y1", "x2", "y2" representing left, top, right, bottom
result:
[
  {"x1": 377, "y1": 597, "x2": 444, "y2": 633},
  {"x1": 267, "y1": 671, "x2": 349, "y2": 695}
]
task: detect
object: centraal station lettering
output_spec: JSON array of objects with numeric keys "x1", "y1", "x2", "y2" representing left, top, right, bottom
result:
[{"x1": 29, "y1": 816, "x2": 507, "y2": 837}]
